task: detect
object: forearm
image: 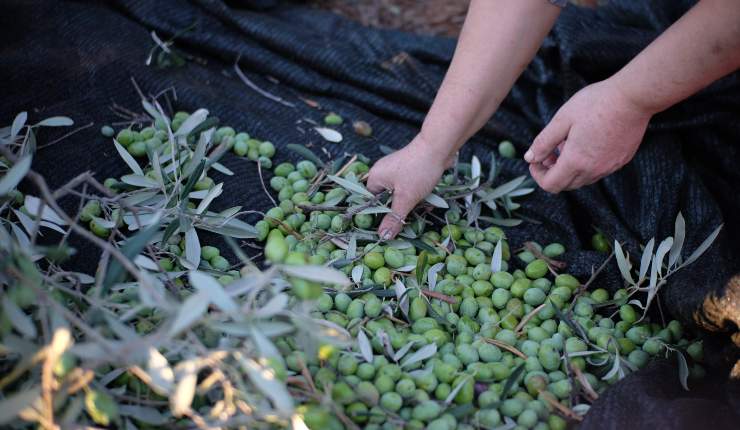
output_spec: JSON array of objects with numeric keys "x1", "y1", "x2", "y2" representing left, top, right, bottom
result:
[
  {"x1": 418, "y1": 0, "x2": 560, "y2": 158},
  {"x1": 612, "y1": 0, "x2": 740, "y2": 115}
]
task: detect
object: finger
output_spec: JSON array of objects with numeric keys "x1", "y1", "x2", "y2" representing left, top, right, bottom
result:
[
  {"x1": 563, "y1": 171, "x2": 586, "y2": 191},
  {"x1": 366, "y1": 170, "x2": 387, "y2": 194},
  {"x1": 542, "y1": 152, "x2": 558, "y2": 168},
  {"x1": 529, "y1": 162, "x2": 549, "y2": 187},
  {"x1": 525, "y1": 115, "x2": 571, "y2": 164},
  {"x1": 377, "y1": 191, "x2": 416, "y2": 240},
  {"x1": 539, "y1": 158, "x2": 579, "y2": 194}
]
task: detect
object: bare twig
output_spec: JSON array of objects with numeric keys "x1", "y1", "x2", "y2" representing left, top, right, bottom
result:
[
  {"x1": 234, "y1": 58, "x2": 295, "y2": 108},
  {"x1": 256, "y1": 161, "x2": 277, "y2": 207}
]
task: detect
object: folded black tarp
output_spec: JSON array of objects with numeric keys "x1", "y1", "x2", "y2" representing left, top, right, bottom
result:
[{"x1": 1, "y1": 0, "x2": 738, "y2": 428}]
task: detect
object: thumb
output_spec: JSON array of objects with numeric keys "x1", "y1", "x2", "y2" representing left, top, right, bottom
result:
[
  {"x1": 525, "y1": 115, "x2": 571, "y2": 164},
  {"x1": 377, "y1": 190, "x2": 416, "y2": 240}
]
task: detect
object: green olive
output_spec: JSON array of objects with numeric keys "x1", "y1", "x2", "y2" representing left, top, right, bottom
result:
[
  {"x1": 383, "y1": 247, "x2": 404, "y2": 269},
  {"x1": 274, "y1": 162, "x2": 295, "y2": 177},
  {"x1": 324, "y1": 112, "x2": 343, "y2": 125},
  {"x1": 265, "y1": 229, "x2": 288, "y2": 263},
  {"x1": 525, "y1": 259, "x2": 548, "y2": 279},
  {"x1": 498, "y1": 141, "x2": 516, "y2": 159}
]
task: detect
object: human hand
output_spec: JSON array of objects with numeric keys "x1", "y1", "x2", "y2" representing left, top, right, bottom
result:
[
  {"x1": 524, "y1": 79, "x2": 654, "y2": 193},
  {"x1": 367, "y1": 134, "x2": 455, "y2": 240}
]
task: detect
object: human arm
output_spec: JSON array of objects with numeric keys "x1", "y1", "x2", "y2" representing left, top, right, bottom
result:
[
  {"x1": 367, "y1": 0, "x2": 561, "y2": 239},
  {"x1": 526, "y1": 0, "x2": 740, "y2": 192}
]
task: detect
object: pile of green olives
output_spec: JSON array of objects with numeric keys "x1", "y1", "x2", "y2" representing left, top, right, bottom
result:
[{"x1": 252, "y1": 156, "x2": 704, "y2": 430}]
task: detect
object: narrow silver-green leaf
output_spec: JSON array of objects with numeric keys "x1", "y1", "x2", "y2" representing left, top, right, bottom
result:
[
  {"x1": 35, "y1": 116, "x2": 73, "y2": 127},
  {"x1": 2, "y1": 297, "x2": 37, "y2": 338},
  {"x1": 424, "y1": 193, "x2": 449, "y2": 209},
  {"x1": 638, "y1": 238, "x2": 655, "y2": 283},
  {"x1": 0, "y1": 386, "x2": 40, "y2": 425},
  {"x1": 327, "y1": 175, "x2": 373, "y2": 198},
  {"x1": 169, "y1": 291, "x2": 209, "y2": 336},
  {"x1": 491, "y1": 239, "x2": 503, "y2": 273},
  {"x1": 613, "y1": 241, "x2": 634, "y2": 285},
  {"x1": 669, "y1": 212, "x2": 686, "y2": 268},
  {"x1": 10, "y1": 112, "x2": 27, "y2": 141},
  {"x1": 0, "y1": 155, "x2": 31, "y2": 196},
  {"x1": 401, "y1": 343, "x2": 437, "y2": 368},
  {"x1": 189, "y1": 271, "x2": 238, "y2": 313},
  {"x1": 681, "y1": 224, "x2": 722, "y2": 268},
  {"x1": 393, "y1": 340, "x2": 416, "y2": 362},
  {"x1": 184, "y1": 227, "x2": 200, "y2": 269},
  {"x1": 174, "y1": 108, "x2": 208, "y2": 137},
  {"x1": 240, "y1": 356, "x2": 294, "y2": 414},
  {"x1": 357, "y1": 330, "x2": 373, "y2": 363},
  {"x1": 280, "y1": 265, "x2": 351, "y2": 287},
  {"x1": 113, "y1": 140, "x2": 144, "y2": 175},
  {"x1": 676, "y1": 351, "x2": 690, "y2": 391},
  {"x1": 313, "y1": 127, "x2": 342, "y2": 143}
]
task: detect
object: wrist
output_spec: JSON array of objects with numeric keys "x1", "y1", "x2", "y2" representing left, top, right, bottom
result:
[
  {"x1": 608, "y1": 73, "x2": 664, "y2": 117},
  {"x1": 410, "y1": 132, "x2": 457, "y2": 169}
]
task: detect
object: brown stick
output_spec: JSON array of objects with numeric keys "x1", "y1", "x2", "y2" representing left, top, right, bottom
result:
[
  {"x1": 538, "y1": 390, "x2": 583, "y2": 422},
  {"x1": 515, "y1": 302, "x2": 547, "y2": 336},
  {"x1": 523, "y1": 241, "x2": 567, "y2": 270},
  {"x1": 421, "y1": 289, "x2": 458, "y2": 304},
  {"x1": 482, "y1": 338, "x2": 527, "y2": 359}
]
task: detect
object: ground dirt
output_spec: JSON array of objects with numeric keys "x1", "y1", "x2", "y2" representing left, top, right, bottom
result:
[{"x1": 308, "y1": 0, "x2": 599, "y2": 36}]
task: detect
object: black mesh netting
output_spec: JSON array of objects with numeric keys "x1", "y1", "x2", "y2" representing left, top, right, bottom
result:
[{"x1": 1, "y1": 0, "x2": 739, "y2": 428}]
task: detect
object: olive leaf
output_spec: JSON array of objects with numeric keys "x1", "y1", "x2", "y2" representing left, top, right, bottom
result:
[
  {"x1": 351, "y1": 265, "x2": 364, "y2": 284},
  {"x1": 287, "y1": 144, "x2": 324, "y2": 167},
  {"x1": 0, "y1": 386, "x2": 41, "y2": 425},
  {"x1": 676, "y1": 350, "x2": 690, "y2": 391},
  {"x1": 118, "y1": 406, "x2": 167, "y2": 426},
  {"x1": 2, "y1": 297, "x2": 37, "y2": 338},
  {"x1": 327, "y1": 175, "x2": 373, "y2": 198},
  {"x1": 613, "y1": 241, "x2": 634, "y2": 285},
  {"x1": 121, "y1": 174, "x2": 159, "y2": 188},
  {"x1": 424, "y1": 193, "x2": 449, "y2": 209},
  {"x1": 174, "y1": 109, "x2": 208, "y2": 137},
  {"x1": 10, "y1": 111, "x2": 27, "y2": 141},
  {"x1": 400, "y1": 343, "x2": 437, "y2": 368},
  {"x1": 146, "y1": 347, "x2": 175, "y2": 395},
  {"x1": 280, "y1": 265, "x2": 351, "y2": 287},
  {"x1": 35, "y1": 116, "x2": 73, "y2": 127},
  {"x1": 250, "y1": 328, "x2": 284, "y2": 365},
  {"x1": 393, "y1": 279, "x2": 410, "y2": 320},
  {"x1": 491, "y1": 239, "x2": 503, "y2": 273},
  {"x1": 638, "y1": 238, "x2": 655, "y2": 283},
  {"x1": 24, "y1": 195, "x2": 67, "y2": 225},
  {"x1": 113, "y1": 140, "x2": 144, "y2": 175},
  {"x1": 445, "y1": 374, "x2": 472, "y2": 405},
  {"x1": 471, "y1": 155, "x2": 481, "y2": 187},
  {"x1": 357, "y1": 330, "x2": 373, "y2": 363},
  {"x1": 0, "y1": 155, "x2": 31, "y2": 196},
  {"x1": 427, "y1": 262, "x2": 445, "y2": 291},
  {"x1": 501, "y1": 363, "x2": 526, "y2": 398},
  {"x1": 169, "y1": 291, "x2": 209, "y2": 336},
  {"x1": 189, "y1": 271, "x2": 238, "y2": 313},
  {"x1": 102, "y1": 220, "x2": 161, "y2": 293},
  {"x1": 183, "y1": 227, "x2": 200, "y2": 269},
  {"x1": 170, "y1": 361, "x2": 197, "y2": 417},
  {"x1": 313, "y1": 127, "x2": 342, "y2": 143},
  {"x1": 239, "y1": 356, "x2": 295, "y2": 415},
  {"x1": 680, "y1": 223, "x2": 722, "y2": 268},
  {"x1": 392, "y1": 340, "x2": 417, "y2": 362},
  {"x1": 668, "y1": 212, "x2": 686, "y2": 268},
  {"x1": 253, "y1": 293, "x2": 289, "y2": 319}
]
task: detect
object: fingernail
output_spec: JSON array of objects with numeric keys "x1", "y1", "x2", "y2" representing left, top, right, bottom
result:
[
  {"x1": 524, "y1": 150, "x2": 533, "y2": 162},
  {"x1": 380, "y1": 229, "x2": 392, "y2": 240}
]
